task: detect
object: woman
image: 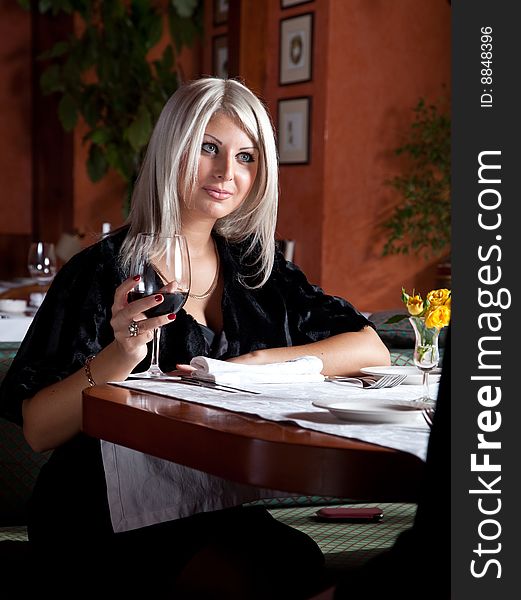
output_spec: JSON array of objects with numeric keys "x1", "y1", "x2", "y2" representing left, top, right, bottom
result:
[{"x1": 0, "y1": 78, "x2": 389, "y2": 597}]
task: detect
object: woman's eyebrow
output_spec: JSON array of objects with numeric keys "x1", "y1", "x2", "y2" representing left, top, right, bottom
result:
[
  {"x1": 203, "y1": 133, "x2": 222, "y2": 145},
  {"x1": 203, "y1": 132, "x2": 258, "y2": 151}
]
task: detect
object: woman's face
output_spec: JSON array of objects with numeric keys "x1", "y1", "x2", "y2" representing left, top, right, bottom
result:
[{"x1": 187, "y1": 112, "x2": 259, "y2": 221}]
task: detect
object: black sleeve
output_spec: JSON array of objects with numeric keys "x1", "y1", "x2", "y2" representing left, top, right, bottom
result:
[
  {"x1": 0, "y1": 242, "x2": 122, "y2": 426},
  {"x1": 271, "y1": 251, "x2": 375, "y2": 345}
]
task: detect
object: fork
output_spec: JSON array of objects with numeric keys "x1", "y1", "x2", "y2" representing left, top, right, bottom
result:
[
  {"x1": 326, "y1": 373, "x2": 407, "y2": 389},
  {"x1": 366, "y1": 373, "x2": 408, "y2": 389},
  {"x1": 422, "y1": 407, "x2": 435, "y2": 428}
]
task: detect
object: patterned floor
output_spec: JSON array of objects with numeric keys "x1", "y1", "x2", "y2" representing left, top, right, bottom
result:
[
  {"x1": 269, "y1": 502, "x2": 417, "y2": 573},
  {"x1": 1, "y1": 503, "x2": 417, "y2": 576}
]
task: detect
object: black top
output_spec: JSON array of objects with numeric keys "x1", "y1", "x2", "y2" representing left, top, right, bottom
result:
[{"x1": 0, "y1": 227, "x2": 373, "y2": 543}]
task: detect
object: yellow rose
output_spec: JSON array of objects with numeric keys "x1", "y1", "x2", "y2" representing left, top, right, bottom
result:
[
  {"x1": 425, "y1": 305, "x2": 451, "y2": 329},
  {"x1": 426, "y1": 288, "x2": 451, "y2": 307},
  {"x1": 406, "y1": 294, "x2": 424, "y2": 316},
  {"x1": 444, "y1": 295, "x2": 451, "y2": 309}
]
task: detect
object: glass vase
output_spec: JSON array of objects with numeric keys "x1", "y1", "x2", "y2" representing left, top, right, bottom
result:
[{"x1": 409, "y1": 316, "x2": 440, "y2": 403}]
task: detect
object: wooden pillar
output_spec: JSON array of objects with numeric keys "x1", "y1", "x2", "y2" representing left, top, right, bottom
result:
[{"x1": 30, "y1": 6, "x2": 74, "y2": 244}]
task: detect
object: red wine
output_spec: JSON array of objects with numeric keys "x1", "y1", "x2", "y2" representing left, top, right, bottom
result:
[{"x1": 128, "y1": 291, "x2": 188, "y2": 318}]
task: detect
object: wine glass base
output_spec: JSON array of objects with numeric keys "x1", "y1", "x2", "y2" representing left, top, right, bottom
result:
[
  {"x1": 128, "y1": 369, "x2": 181, "y2": 380},
  {"x1": 414, "y1": 396, "x2": 436, "y2": 407}
]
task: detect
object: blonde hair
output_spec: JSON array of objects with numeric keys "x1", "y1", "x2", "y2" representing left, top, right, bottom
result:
[{"x1": 119, "y1": 77, "x2": 279, "y2": 287}]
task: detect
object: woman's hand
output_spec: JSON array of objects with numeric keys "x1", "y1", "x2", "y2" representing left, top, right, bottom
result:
[
  {"x1": 110, "y1": 275, "x2": 176, "y2": 367},
  {"x1": 22, "y1": 275, "x2": 180, "y2": 453}
]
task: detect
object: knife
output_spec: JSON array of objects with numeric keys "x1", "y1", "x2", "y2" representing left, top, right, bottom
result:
[{"x1": 180, "y1": 376, "x2": 260, "y2": 395}]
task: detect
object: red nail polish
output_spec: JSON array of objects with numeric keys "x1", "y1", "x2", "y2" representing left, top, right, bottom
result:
[
  {"x1": 155, "y1": 294, "x2": 163, "y2": 302},
  {"x1": 167, "y1": 313, "x2": 176, "y2": 320},
  {"x1": 133, "y1": 275, "x2": 141, "y2": 281}
]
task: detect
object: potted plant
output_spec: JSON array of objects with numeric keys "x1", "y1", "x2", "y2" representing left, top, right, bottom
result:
[
  {"x1": 382, "y1": 97, "x2": 450, "y2": 263},
  {"x1": 19, "y1": 0, "x2": 203, "y2": 210}
]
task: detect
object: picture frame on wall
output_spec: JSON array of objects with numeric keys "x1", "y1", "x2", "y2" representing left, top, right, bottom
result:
[
  {"x1": 279, "y1": 13, "x2": 313, "y2": 85},
  {"x1": 212, "y1": 35, "x2": 228, "y2": 79},
  {"x1": 213, "y1": 0, "x2": 229, "y2": 26},
  {"x1": 277, "y1": 97, "x2": 311, "y2": 165},
  {"x1": 281, "y1": 0, "x2": 313, "y2": 8}
]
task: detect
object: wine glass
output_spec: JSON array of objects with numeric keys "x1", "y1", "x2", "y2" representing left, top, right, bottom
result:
[
  {"x1": 129, "y1": 234, "x2": 191, "y2": 378},
  {"x1": 27, "y1": 242, "x2": 57, "y2": 285}
]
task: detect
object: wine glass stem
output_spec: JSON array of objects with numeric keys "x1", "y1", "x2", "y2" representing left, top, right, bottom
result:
[
  {"x1": 422, "y1": 371, "x2": 430, "y2": 401},
  {"x1": 150, "y1": 327, "x2": 162, "y2": 374}
]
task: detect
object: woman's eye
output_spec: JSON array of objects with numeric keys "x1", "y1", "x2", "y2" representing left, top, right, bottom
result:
[
  {"x1": 202, "y1": 142, "x2": 218, "y2": 154},
  {"x1": 237, "y1": 152, "x2": 255, "y2": 163}
]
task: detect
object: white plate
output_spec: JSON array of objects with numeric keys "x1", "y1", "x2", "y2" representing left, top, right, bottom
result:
[
  {"x1": 312, "y1": 398, "x2": 426, "y2": 424},
  {"x1": 360, "y1": 365, "x2": 441, "y2": 386}
]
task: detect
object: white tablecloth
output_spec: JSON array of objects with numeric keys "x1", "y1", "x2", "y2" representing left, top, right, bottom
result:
[{"x1": 0, "y1": 316, "x2": 32, "y2": 342}]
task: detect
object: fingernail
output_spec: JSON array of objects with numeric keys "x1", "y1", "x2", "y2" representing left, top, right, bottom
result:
[
  {"x1": 155, "y1": 294, "x2": 163, "y2": 302},
  {"x1": 167, "y1": 313, "x2": 176, "y2": 320},
  {"x1": 133, "y1": 275, "x2": 141, "y2": 281}
]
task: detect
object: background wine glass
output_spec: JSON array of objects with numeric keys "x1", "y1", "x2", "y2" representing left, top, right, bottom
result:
[
  {"x1": 129, "y1": 234, "x2": 191, "y2": 378},
  {"x1": 27, "y1": 242, "x2": 57, "y2": 285}
]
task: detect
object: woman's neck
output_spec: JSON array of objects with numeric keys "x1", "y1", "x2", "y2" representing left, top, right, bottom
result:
[{"x1": 180, "y1": 222, "x2": 216, "y2": 259}]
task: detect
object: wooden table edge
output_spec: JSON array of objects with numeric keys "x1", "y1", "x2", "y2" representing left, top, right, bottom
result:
[{"x1": 83, "y1": 384, "x2": 425, "y2": 502}]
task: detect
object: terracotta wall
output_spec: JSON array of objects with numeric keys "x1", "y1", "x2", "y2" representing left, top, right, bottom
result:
[{"x1": 322, "y1": 0, "x2": 451, "y2": 310}]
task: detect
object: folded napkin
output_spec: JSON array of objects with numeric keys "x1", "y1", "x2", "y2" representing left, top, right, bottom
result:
[{"x1": 189, "y1": 355, "x2": 325, "y2": 385}]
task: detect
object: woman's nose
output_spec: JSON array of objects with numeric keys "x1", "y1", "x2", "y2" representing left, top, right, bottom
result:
[{"x1": 214, "y1": 154, "x2": 233, "y2": 181}]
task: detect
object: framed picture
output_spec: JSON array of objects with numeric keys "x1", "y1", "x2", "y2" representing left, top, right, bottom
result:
[
  {"x1": 277, "y1": 97, "x2": 311, "y2": 165},
  {"x1": 279, "y1": 13, "x2": 313, "y2": 85},
  {"x1": 212, "y1": 35, "x2": 228, "y2": 79},
  {"x1": 281, "y1": 0, "x2": 313, "y2": 8},
  {"x1": 213, "y1": 0, "x2": 229, "y2": 26}
]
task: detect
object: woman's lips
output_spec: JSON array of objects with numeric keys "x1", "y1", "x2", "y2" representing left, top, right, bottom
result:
[{"x1": 203, "y1": 187, "x2": 233, "y2": 200}]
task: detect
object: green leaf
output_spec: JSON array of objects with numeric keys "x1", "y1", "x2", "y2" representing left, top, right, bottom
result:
[
  {"x1": 90, "y1": 128, "x2": 111, "y2": 144},
  {"x1": 146, "y1": 14, "x2": 163, "y2": 49},
  {"x1": 383, "y1": 315, "x2": 408, "y2": 325},
  {"x1": 58, "y1": 93, "x2": 78, "y2": 131},
  {"x1": 82, "y1": 87, "x2": 101, "y2": 128},
  {"x1": 40, "y1": 65, "x2": 63, "y2": 94},
  {"x1": 172, "y1": 0, "x2": 199, "y2": 18},
  {"x1": 38, "y1": 41, "x2": 69, "y2": 60},
  {"x1": 38, "y1": 0, "x2": 53, "y2": 13},
  {"x1": 125, "y1": 106, "x2": 152, "y2": 151},
  {"x1": 168, "y1": 1, "x2": 203, "y2": 52},
  {"x1": 87, "y1": 144, "x2": 108, "y2": 182}
]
